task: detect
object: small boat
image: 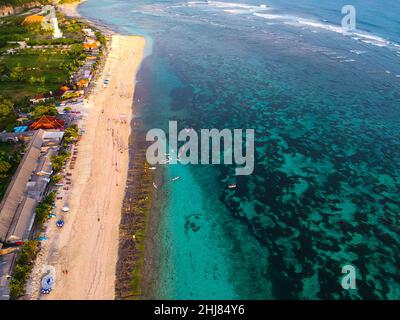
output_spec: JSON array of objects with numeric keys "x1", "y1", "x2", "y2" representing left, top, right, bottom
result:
[
  {"x1": 149, "y1": 167, "x2": 157, "y2": 170},
  {"x1": 228, "y1": 184, "x2": 237, "y2": 189},
  {"x1": 153, "y1": 182, "x2": 158, "y2": 189},
  {"x1": 172, "y1": 176, "x2": 180, "y2": 182}
]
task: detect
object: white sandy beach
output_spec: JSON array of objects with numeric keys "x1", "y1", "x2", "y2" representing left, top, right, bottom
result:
[
  {"x1": 26, "y1": 3, "x2": 146, "y2": 299},
  {"x1": 57, "y1": 0, "x2": 86, "y2": 18}
]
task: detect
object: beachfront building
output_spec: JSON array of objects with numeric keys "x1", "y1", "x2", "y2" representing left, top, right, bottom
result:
[
  {"x1": 22, "y1": 15, "x2": 45, "y2": 25},
  {"x1": 51, "y1": 17, "x2": 63, "y2": 39},
  {"x1": 29, "y1": 115, "x2": 65, "y2": 131},
  {"x1": 0, "y1": 129, "x2": 64, "y2": 246},
  {"x1": 0, "y1": 129, "x2": 64, "y2": 299},
  {"x1": 83, "y1": 41, "x2": 100, "y2": 52},
  {"x1": 83, "y1": 28, "x2": 95, "y2": 38},
  {"x1": 22, "y1": 5, "x2": 63, "y2": 39},
  {"x1": 30, "y1": 93, "x2": 50, "y2": 104},
  {"x1": 57, "y1": 25, "x2": 104, "y2": 110},
  {"x1": 77, "y1": 79, "x2": 89, "y2": 89}
]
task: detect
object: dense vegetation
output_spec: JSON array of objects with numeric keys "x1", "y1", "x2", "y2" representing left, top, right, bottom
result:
[
  {"x1": 0, "y1": 0, "x2": 47, "y2": 6},
  {"x1": 50, "y1": 150, "x2": 70, "y2": 173},
  {"x1": 0, "y1": 141, "x2": 22, "y2": 198},
  {"x1": 0, "y1": 5, "x2": 101, "y2": 200},
  {"x1": 0, "y1": 95, "x2": 17, "y2": 130},
  {"x1": 34, "y1": 190, "x2": 56, "y2": 226},
  {"x1": 9, "y1": 240, "x2": 39, "y2": 300},
  {"x1": 58, "y1": 0, "x2": 80, "y2": 4},
  {"x1": 0, "y1": 13, "x2": 87, "y2": 101},
  {"x1": 63, "y1": 123, "x2": 78, "y2": 144},
  {"x1": 0, "y1": 9, "x2": 90, "y2": 160},
  {"x1": 2, "y1": 53, "x2": 75, "y2": 98},
  {"x1": 0, "y1": 94, "x2": 59, "y2": 131}
]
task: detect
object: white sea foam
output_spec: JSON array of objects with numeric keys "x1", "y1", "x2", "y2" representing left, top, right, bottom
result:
[
  {"x1": 186, "y1": 1, "x2": 399, "y2": 52},
  {"x1": 350, "y1": 50, "x2": 366, "y2": 55},
  {"x1": 353, "y1": 32, "x2": 390, "y2": 47},
  {"x1": 223, "y1": 9, "x2": 251, "y2": 14},
  {"x1": 254, "y1": 12, "x2": 291, "y2": 20},
  {"x1": 188, "y1": 1, "x2": 269, "y2": 12},
  {"x1": 254, "y1": 11, "x2": 400, "y2": 51},
  {"x1": 297, "y1": 19, "x2": 344, "y2": 34}
]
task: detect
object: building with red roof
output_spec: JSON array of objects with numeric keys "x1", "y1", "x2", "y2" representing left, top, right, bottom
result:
[{"x1": 29, "y1": 115, "x2": 65, "y2": 131}]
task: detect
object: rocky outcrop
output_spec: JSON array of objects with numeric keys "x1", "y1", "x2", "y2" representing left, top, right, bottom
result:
[{"x1": 0, "y1": 2, "x2": 41, "y2": 17}]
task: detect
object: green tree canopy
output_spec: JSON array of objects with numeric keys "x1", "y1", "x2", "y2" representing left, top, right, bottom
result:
[
  {"x1": 10, "y1": 63, "x2": 24, "y2": 82},
  {"x1": 0, "y1": 160, "x2": 11, "y2": 179},
  {"x1": 64, "y1": 125, "x2": 79, "y2": 143},
  {"x1": 31, "y1": 104, "x2": 58, "y2": 119},
  {"x1": 0, "y1": 96, "x2": 14, "y2": 118}
]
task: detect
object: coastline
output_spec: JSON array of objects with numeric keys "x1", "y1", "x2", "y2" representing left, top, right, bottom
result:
[
  {"x1": 139, "y1": 168, "x2": 165, "y2": 299},
  {"x1": 58, "y1": 0, "x2": 117, "y2": 36},
  {"x1": 57, "y1": 1, "x2": 86, "y2": 18},
  {"x1": 26, "y1": 1, "x2": 146, "y2": 299},
  {"x1": 114, "y1": 117, "x2": 158, "y2": 299}
]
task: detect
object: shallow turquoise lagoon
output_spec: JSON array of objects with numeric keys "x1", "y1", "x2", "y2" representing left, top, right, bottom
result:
[{"x1": 80, "y1": 0, "x2": 400, "y2": 299}]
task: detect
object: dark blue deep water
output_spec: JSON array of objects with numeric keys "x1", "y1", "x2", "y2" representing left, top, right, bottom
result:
[{"x1": 80, "y1": 0, "x2": 400, "y2": 299}]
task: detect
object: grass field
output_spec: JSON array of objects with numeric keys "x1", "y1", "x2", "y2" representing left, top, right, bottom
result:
[
  {"x1": 0, "y1": 10, "x2": 84, "y2": 48},
  {"x1": 0, "y1": 82, "x2": 59, "y2": 99},
  {"x1": 0, "y1": 9, "x2": 88, "y2": 100},
  {"x1": 1, "y1": 52, "x2": 75, "y2": 99},
  {"x1": 0, "y1": 15, "x2": 40, "y2": 44}
]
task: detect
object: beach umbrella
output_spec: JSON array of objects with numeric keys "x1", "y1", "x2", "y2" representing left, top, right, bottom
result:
[
  {"x1": 56, "y1": 220, "x2": 64, "y2": 228},
  {"x1": 62, "y1": 206, "x2": 70, "y2": 212}
]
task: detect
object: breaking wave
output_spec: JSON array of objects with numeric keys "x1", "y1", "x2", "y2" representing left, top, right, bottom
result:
[{"x1": 186, "y1": 1, "x2": 399, "y2": 52}]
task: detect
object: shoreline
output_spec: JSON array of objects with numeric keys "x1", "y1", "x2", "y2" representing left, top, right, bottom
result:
[
  {"x1": 57, "y1": 0, "x2": 86, "y2": 19},
  {"x1": 61, "y1": 0, "x2": 161, "y2": 299},
  {"x1": 114, "y1": 117, "x2": 157, "y2": 299},
  {"x1": 26, "y1": 2, "x2": 146, "y2": 300},
  {"x1": 140, "y1": 167, "x2": 165, "y2": 299},
  {"x1": 57, "y1": 0, "x2": 118, "y2": 36}
]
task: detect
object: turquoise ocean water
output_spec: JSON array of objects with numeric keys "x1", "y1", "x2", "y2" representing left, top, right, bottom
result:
[{"x1": 79, "y1": 0, "x2": 400, "y2": 299}]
